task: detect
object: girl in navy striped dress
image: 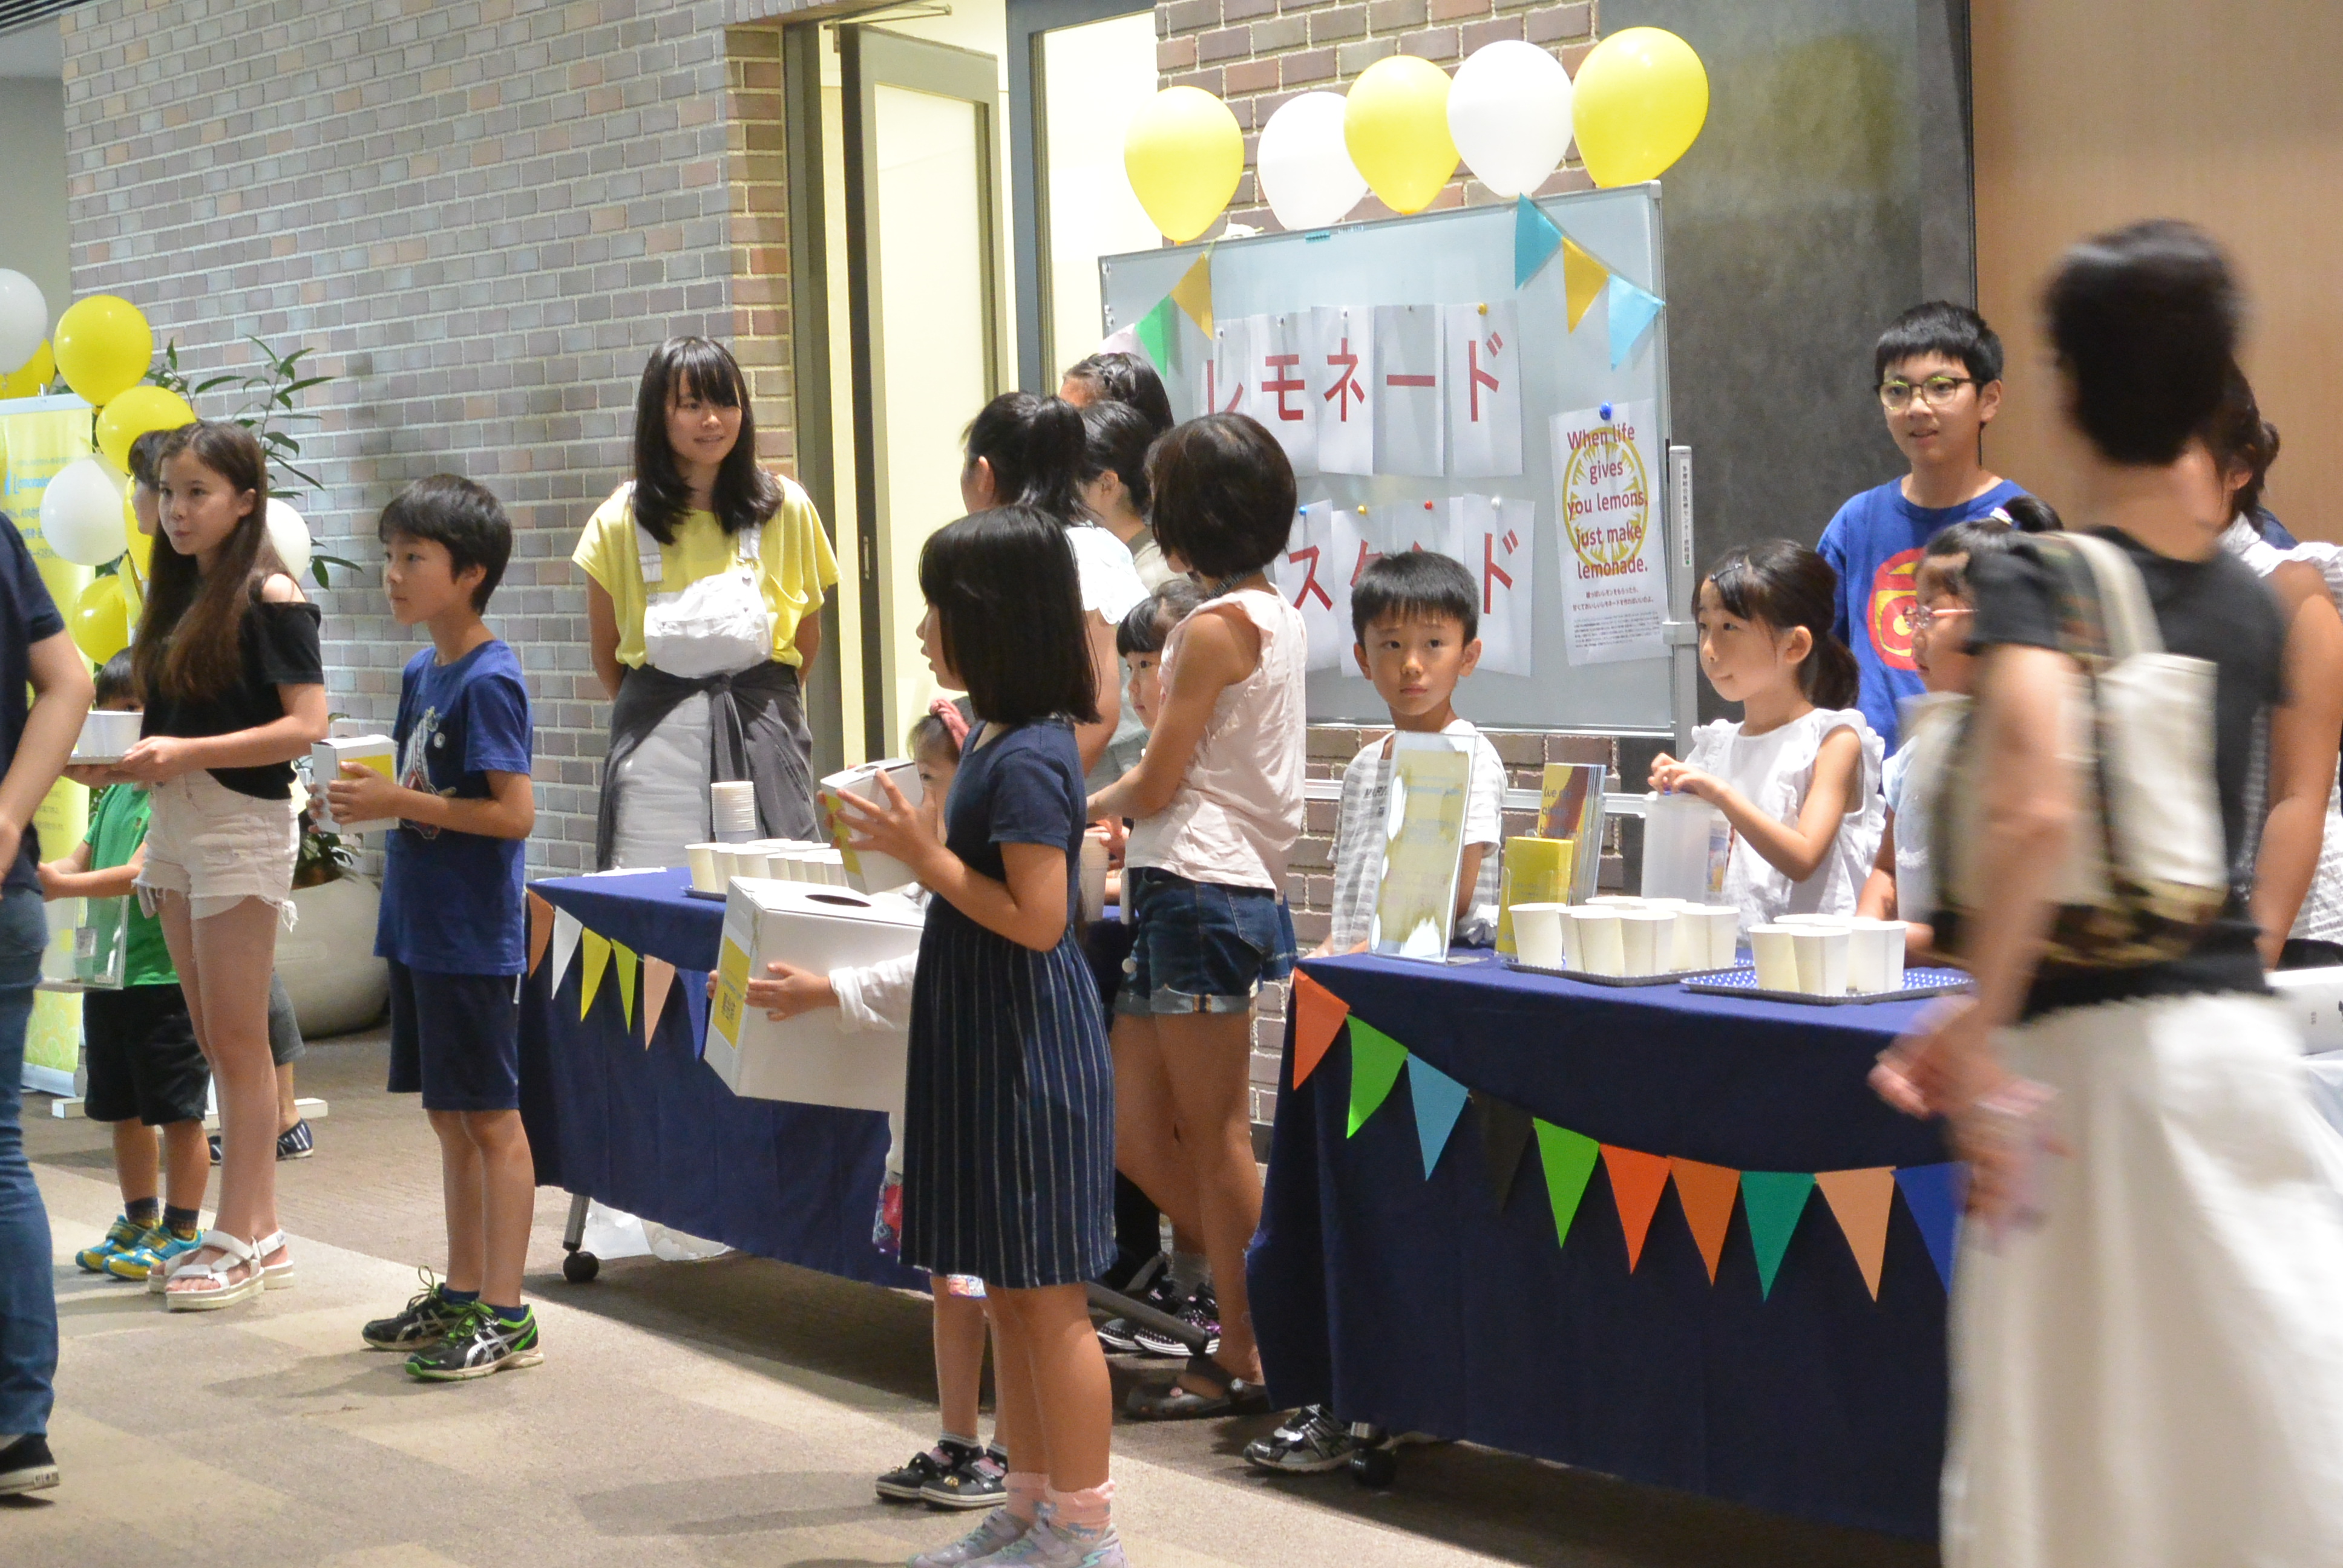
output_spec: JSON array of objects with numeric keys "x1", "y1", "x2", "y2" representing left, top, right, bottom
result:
[{"x1": 833, "y1": 505, "x2": 1122, "y2": 1568}]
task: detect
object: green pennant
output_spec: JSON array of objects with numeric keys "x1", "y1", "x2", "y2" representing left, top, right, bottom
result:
[
  {"x1": 1533, "y1": 1120, "x2": 1601, "y2": 1252},
  {"x1": 1133, "y1": 295, "x2": 1179, "y2": 372},
  {"x1": 1740, "y1": 1171, "x2": 1816, "y2": 1299},
  {"x1": 1345, "y1": 1021, "x2": 1408, "y2": 1137}
]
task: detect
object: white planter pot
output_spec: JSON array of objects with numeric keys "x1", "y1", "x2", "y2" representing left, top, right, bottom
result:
[{"x1": 278, "y1": 872, "x2": 390, "y2": 1038}]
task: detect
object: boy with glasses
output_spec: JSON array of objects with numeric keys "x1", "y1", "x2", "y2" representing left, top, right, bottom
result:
[{"x1": 1818, "y1": 302, "x2": 2028, "y2": 753}]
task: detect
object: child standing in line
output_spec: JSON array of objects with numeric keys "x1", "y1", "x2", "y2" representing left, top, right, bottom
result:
[
  {"x1": 833, "y1": 506, "x2": 1121, "y2": 1567},
  {"x1": 1650, "y1": 541, "x2": 1884, "y2": 931},
  {"x1": 332, "y1": 476, "x2": 540, "y2": 1380},
  {"x1": 1089, "y1": 414, "x2": 1306, "y2": 1420},
  {"x1": 48, "y1": 653, "x2": 209, "y2": 1285},
  {"x1": 108, "y1": 422, "x2": 329, "y2": 1311}
]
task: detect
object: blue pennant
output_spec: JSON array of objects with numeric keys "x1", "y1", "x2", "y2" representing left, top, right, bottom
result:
[
  {"x1": 1514, "y1": 194, "x2": 1564, "y2": 289},
  {"x1": 682, "y1": 975, "x2": 710, "y2": 1056},
  {"x1": 1407, "y1": 1056, "x2": 1471, "y2": 1178},
  {"x1": 1605, "y1": 274, "x2": 1665, "y2": 370},
  {"x1": 1894, "y1": 1163, "x2": 1966, "y2": 1290}
]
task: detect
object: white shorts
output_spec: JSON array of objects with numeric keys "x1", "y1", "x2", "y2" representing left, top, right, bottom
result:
[{"x1": 135, "y1": 770, "x2": 300, "y2": 926}]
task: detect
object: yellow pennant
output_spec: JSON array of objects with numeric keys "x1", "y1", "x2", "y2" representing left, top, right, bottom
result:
[
  {"x1": 614, "y1": 941, "x2": 638, "y2": 1028},
  {"x1": 578, "y1": 930, "x2": 611, "y2": 1020},
  {"x1": 1169, "y1": 252, "x2": 1214, "y2": 339},
  {"x1": 1563, "y1": 238, "x2": 1611, "y2": 332}
]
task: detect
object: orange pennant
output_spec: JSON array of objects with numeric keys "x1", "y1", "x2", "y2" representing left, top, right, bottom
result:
[
  {"x1": 1602, "y1": 1145, "x2": 1673, "y2": 1272},
  {"x1": 1291, "y1": 970, "x2": 1351, "y2": 1089},
  {"x1": 1817, "y1": 1167, "x2": 1898, "y2": 1300},
  {"x1": 641, "y1": 957, "x2": 676, "y2": 1046},
  {"x1": 1668, "y1": 1158, "x2": 1742, "y2": 1284},
  {"x1": 527, "y1": 892, "x2": 553, "y2": 976}
]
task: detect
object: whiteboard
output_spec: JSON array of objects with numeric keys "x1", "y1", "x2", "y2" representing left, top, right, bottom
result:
[{"x1": 1099, "y1": 186, "x2": 1688, "y2": 740}]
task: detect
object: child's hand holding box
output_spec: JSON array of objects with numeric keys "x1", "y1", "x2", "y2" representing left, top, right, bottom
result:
[{"x1": 314, "y1": 736, "x2": 401, "y2": 835}]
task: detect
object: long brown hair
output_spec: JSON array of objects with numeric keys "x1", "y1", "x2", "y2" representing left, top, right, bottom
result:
[{"x1": 134, "y1": 421, "x2": 289, "y2": 703}]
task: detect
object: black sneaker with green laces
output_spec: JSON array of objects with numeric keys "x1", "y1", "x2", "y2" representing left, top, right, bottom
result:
[
  {"x1": 362, "y1": 1274, "x2": 469, "y2": 1351},
  {"x1": 406, "y1": 1302, "x2": 543, "y2": 1381}
]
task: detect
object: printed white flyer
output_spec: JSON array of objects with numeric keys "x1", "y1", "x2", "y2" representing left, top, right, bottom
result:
[{"x1": 1550, "y1": 400, "x2": 1669, "y2": 665}]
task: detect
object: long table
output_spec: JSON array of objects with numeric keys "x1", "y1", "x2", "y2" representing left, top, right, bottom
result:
[
  {"x1": 520, "y1": 869, "x2": 925, "y2": 1291},
  {"x1": 1247, "y1": 952, "x2": 1955, "y2": 1538}
]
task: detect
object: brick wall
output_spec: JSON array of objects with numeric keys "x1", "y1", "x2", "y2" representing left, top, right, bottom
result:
[{"x1": 1160, "y1": 0, "x2": 1600, "y2": 233}]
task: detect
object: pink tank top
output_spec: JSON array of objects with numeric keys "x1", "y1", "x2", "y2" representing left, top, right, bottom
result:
[{"x1": 1126, "y1": 588, "x2": 1308, "y2": 893}]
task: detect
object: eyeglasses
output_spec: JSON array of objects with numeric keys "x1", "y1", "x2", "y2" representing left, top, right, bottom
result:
[
  {"x1": 1909, "y1": 604, "x2": 1973, "y2": 633},
  {"x1": 1879, "y1": 375, "x2": 1975, "y2": 411}
]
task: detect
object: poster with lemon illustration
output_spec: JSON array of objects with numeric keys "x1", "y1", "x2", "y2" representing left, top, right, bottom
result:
[{"x1": 1552, "y1": 399, "x2": 1669, "y2": 666}]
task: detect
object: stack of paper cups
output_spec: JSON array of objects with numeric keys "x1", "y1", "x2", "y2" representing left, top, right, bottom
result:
[
  {"x1": 1510, "y1": 904, "x2": 1567, "y2": 969},
  {"x1": 711, "y1": 780, "x2": 759, "y2": 843}
]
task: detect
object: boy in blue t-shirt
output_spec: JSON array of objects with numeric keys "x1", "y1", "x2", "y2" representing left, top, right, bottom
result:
[
  {"x1": 327, "y1": 475, "x2": 539, "y2": 1381},
  {"x1": 1817, "y1": 302, "x2": 2027, "y2": 752}
]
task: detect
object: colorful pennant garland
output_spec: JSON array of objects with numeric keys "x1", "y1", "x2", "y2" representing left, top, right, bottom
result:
[
  {"x1": 1563, "y1": 238, "x2": 1611, "y2": 331},
  {"x1": 527, "y1": 891, "x2": 553, "y2": 976},
  {"x1": 1407, "y1": 1055, "x2": 1470, "y2": 1178},
  {"x1": 1740, "y1": 1171, "x2": 1816, "y2": 1299},
  {"x1": 1346, "y1": 1020, "x2": 1408, "y2": 1138},
  {"x1": 1894, "y1": 1163, "x2": 1965, "y2": 1290},
  {"x1": 1478, "y1": 1093, "x2": 1535, "y2": 1211},
  {"x1": 1669, "y1": 1158, "x2": 1741, "y2": 1285},
  {"x1": 1514, "y1": 195, "x2": 1564, "y2": 289},
  {"x1": 534, "y1": 898, "x2": 704, "y2": 1050},
  {"x1": 577, "y1": 930, "x2": 611, "y2": 1021},
  {"x1": 1533, "y1": 1119, "x2": 1599, "y2": 1253},
  {"x1": 641, "y1": 956, "x2": 677, "y2": 1047},
  {"x1": 548, "y1": 909, "x2": 582, "y2": 995},
  {"x1": 1605, "y1": 273, "x2": 1665, "y2": 369},
  {"x1": 614, "y1": 941, "x2": 638, "y2": 1029},
  {"x1": 1602, "y1": 1145, "x2": 1671, "y2": 1272},
  {"x1": 1815, "y1": 1168, "x2": 1898, "y2": 1300},
  {"x1": 1291, "y1": 970, "x2": 1351, "y2": 1089},
  {"x1": 1132, "y1": 252, "x2": 1214, "y2": 370}
]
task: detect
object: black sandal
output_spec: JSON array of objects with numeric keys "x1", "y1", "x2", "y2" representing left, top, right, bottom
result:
[{"x1": 1126, "y1": 1353, "x2": 1271, "y2": 1419}]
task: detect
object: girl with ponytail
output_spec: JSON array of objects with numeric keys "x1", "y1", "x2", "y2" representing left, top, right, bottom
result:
[
  {"x1": 1648, "y1": 539, "x2": 1885, "y2": 928},
  {"x1": 962, "y1": 393, "x2": 1147, "y2": 783}
]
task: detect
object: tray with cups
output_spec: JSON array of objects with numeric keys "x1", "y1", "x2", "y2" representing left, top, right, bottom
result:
[
  {"x1": 1504, "y1": 898, "x2": 1745, "y2": 987},
  {"x1": 1679, "y1": 914, "x2": 1971, "y2": 1004}
]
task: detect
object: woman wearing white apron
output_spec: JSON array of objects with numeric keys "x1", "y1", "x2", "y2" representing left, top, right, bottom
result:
[
  {"x1": 575, "y1": 338, "x2": 839, "y2": 869},
  {"x1": 1878, "y1": 221, "x2": 2343, "y2": 1568}
]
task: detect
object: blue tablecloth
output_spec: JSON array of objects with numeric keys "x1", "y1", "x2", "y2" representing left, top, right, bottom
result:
[
  {"x1": 1248, "y1": 952, "x2": 1955, "y2": 1539},
  {"x1": 519, "y1": 869, "x2": 926, "y2": 1292}
]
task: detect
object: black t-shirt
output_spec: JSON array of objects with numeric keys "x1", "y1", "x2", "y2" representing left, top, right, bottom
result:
[
  {"x1": 1962, "y1": 526, "x2": 2286, "y2": 1019},
  {"x1": 142, "y1": 596, "x2": 325, "y2": 800},
  {"x1": 0, "y1": 514, "x2": 66, "y2": 893}
]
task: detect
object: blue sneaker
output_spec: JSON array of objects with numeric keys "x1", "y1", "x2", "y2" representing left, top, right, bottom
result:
[
  {"x1": 108, "y1": 1225, "x2": 204, "y2": 1283},
  {"x1": 76, "y1": 1215, "x2": 147, "y2": 1275}
]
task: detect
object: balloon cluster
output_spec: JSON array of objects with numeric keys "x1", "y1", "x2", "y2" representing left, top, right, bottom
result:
[{"x1": 1124, "y1": 30, "x2": 1709, "y2": 239}]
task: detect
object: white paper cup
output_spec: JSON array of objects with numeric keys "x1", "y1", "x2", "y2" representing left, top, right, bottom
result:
[
  {"x1": 1510, "y1": 903, "x2": 1567, "y2": 970},
  {"x1": 1619, "y1": 908, "x2": 1674, "y2": 975},
  {"x1": 1573, "y1": 909, "x2": 1626, "y2": 976},
  {"x1": 1750, "y1": 924, "x2": 1800, "y2": 991},
  {"x1": 1699, "y1": 907, "x2": 1742, "y2": 970},
  {"x1": 709, "y1": 847, "x2": 741, "y2": 883},
  {"x1": 1847, "y1": 918, "x2": 1902, "y2": 994},
  {"x1": 1555, "y1": 907, "x2": 1587, "y2": 971},
  {"x1": 732, "y1": 848, "x2": 773, "y2": 879},
  {"x1": 686, "y1": 843, "x2": 721, "y2": 893},
  {"x1": 1792, "y1": 927, "x2": 1851, "y2": 995},
  {"x1": 1666, "y1": 908, "x2": 1708, "y2": 972}
]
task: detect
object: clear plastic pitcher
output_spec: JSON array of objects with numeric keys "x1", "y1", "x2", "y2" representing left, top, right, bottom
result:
[{"x1": 1642, "y1": 792, "x2": 1729, "y2": 903}]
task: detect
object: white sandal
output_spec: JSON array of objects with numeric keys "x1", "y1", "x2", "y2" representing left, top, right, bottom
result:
[
  {"x1": 163, "y1": 1230, "x2": 266, "y2": 1312},
  {"x1": 254, "y1": 1229, "x2": 295, "y2": 1291}
]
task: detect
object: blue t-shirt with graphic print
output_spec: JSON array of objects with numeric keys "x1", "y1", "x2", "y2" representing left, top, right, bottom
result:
[
  {"x1": 1817, "y1": 476, "x2": 2027, "y2": 753},
  {"x1": 376, "y1": 639, "x2": 533, "y2": 975}
]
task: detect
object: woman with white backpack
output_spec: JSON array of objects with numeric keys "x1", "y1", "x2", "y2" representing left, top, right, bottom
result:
[
  {"x1": 574, "y1": 338, "x2": 839, "y2": 869},
  {"x1": 1876, "y1": 221, "x2": 2343, "y2": 1568}
]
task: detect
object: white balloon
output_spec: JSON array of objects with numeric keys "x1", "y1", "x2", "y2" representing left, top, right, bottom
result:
[
  {"x1": 1447, "y1": 41, "x2": 1575, "y2": 200},
  {"x1": 39, "y1": 457, "x2": 129, "y2": 567},
  {"x1": 266, "y1": 497, "x2": 312, "y2": 580},
  {"x1": 0, "y1": 270, "x2": 45, "y2": 376},
  {"x1": 1256, "y1": 91, "x2": 1368, "y2": 232}
]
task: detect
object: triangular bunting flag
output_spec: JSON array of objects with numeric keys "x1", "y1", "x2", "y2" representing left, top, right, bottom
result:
[
  {"x1": 1605, "y1": 274, "x2": 1665, "y2": 370},
  {"x1": 1740, "y1": 1171, "x2": 1815, "y2": 1299},
  {"x1": 578, "y1": 929, "x2": 611, "y2": 1021},
  {"x1": 1533, "y1": 1120, "x2": 1599, "y2": 1252},
  {"x1": 1668, "y1": 1157, "x2": 1742, "y2": 1284},
  {"x1": 1817, "y1": 1167, "x2": 1899, "y2": 1300},
  {"x1": 1895, "y1": 1163, "x2": 1967, "y2": 1292},
  {"x1": 1515, "y1": 194, "x2": 1564, "y2": 289},
  {"x1": 1345, "y1": 1021, "x2": 1407, "y2": 1138},
  {"x1": 528, "y1": 892, "x2": 553, "y2": 976},
  {"x1": 1291, "y1": 970, "x2": 1351, "y2": 1089},
  {"x1": 1133, "y1": 295, "x2": 1179, "y2": 373},
  {"x1": 1168, "y1": 252, "x2": 1213, "y2": 338},
  {"x1": 641, "y1": 956, "x2": 677, "y2": 1046},
  {"x1": 682, "y1": 972, "x2": 710, "y2": 1053},
  {"x1": 548, "y1": 909, "x2": 582, "y2": 996},
  {"x1": 1406, "y1": 1056, "x2": 1470, "y2": 1178},
  {"x1": 614, "y1": 941, "x2": 638, "y2": 1028},
  {"x1": 1095, "y1": 324, "x2": 1142, "y2": 358},
  {"x1": 1478, "y1": 1093, "x2": 1535, "y2": 1211},
  {"x1": 1563, "y1": 238, "x2": 1611, "y2": 331},
  {"x1": 1602, "y1": 1145, "x2": 1673, "y2": 1272}
]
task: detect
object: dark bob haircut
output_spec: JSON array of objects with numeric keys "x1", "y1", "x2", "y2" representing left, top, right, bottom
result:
[
  {"x1": 1702, "y1": 540, "x2": 1858, "y2": 711},
  {"x1": 1873, "y1": 301, "x2": 2004, "y2": 387},
  {"x1": 1351, "y1": 549, "x2": 1478, "y2": 644},
  {"x1": 2046, "y1": 218, "x2": 2240, "y2": 468},
  {"x1": 965, "y1": 392, "x2": 1086, "y2": 523},
  {"x1": 378, "y1": 474, "x2": 514, "y2": 613},
  {"x1": 919, "y1": 506, "x2": 1101, "y2": 728},
  {"x1": 1079, "y1": 398, "x2": 1157, "y2": 516},
  {"x1": 1145, "y1": 414, "x2": 1296, "y2": 584},
  {"x1": 1063, "y1": 350, "x2": 1175, "y2": 437},
  {"x1": 631, "y1": 336, "x2": 782, "y2": 546},
  {"x1": 1116, "y1": 578, "x2": 1208, "y2": 659}
]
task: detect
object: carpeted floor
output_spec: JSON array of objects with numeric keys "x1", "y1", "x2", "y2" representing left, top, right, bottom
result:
[{"x1": 8, "y1": 1026, "x2": 1937, "y2": 1568}]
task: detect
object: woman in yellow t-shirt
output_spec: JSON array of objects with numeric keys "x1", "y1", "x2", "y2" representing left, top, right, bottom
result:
[{"x1": 574, "y1": 338, "x2": 839, "y2": 869}]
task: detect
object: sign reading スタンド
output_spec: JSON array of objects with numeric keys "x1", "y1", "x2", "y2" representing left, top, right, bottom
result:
[{"x1": 1551, "y1": 400, "x2": 1670, "y2": 666}]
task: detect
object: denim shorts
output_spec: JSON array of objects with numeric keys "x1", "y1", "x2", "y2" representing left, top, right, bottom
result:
[{"x1": 1117, "y1": 867, "x2": 1297, "y2": 1016}]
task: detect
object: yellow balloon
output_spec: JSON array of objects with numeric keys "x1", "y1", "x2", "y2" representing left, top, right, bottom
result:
[
  {"x1": 1343, "y1": 55, "x2": 1460, "y2": 215},
  {"x1": 70, "y1": 575, "x2": 130, "y2": 666},
  {"x1": 1570, "y1": 27, "x2": 1709, "y2": 189},
  {"x1": 94, "y1": 384, "x2": 195, "y2": 477},
  {"x1": 0, "y1": 341, "x2": 53, "y2": 400},
  {"x1": 1124, "y1": 88, "x2": 1244, "y2": 244},
  {"x1": 53, "y1": 295, "x2": 154, "y2": 407}
]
